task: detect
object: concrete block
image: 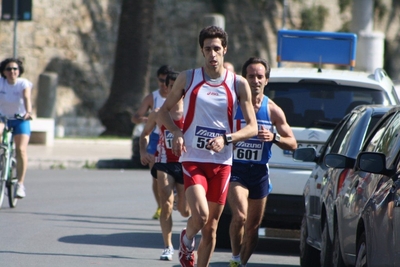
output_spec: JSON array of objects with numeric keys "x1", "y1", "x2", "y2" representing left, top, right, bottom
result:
[{"x1": 29, "y1": 118, "x2": 55, "y2": 146}]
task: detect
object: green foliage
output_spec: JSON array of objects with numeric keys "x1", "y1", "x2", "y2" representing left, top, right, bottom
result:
[
  {"x1": 300, "y1": 5, "x2": 329, "y2": 31},
  {"x1": 50, "y1": 163, "x2": 66, "y2": 170},
  {"x1": 338, "y1": 21, "x2": 351, "y2": 33},
  {"x1": 82, "y1": 160, "x2": 97, "y2": 169},
  {"x1": 339, "y1": 0, "x2": 352, "y2": 13},
  {"x1": 374, "y1": 0, "x2": 388, "y2": 21}
]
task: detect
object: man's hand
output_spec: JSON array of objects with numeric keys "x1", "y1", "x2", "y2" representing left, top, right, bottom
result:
[
  {"x1": 172, "y1": 130, "x2": 186, "y2": 157},
  {"x1": 206, "y1": 135, "x2": 225, "y2": 153},
  {"x1": 257, "y1": 125, "x2": 274, "y2": 142},
  {"x1": 140, "y1": 152, "x2": 154, "y2": 166}
]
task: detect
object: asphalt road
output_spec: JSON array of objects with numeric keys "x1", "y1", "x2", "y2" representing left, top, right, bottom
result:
[{"x1": 0, "y1": 169, "x2": 300, "y2": 267}]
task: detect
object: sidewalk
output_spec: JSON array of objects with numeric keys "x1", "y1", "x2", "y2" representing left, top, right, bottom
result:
[{"x1": 28, "y1": 138, "x2": 134, "y2": 169}]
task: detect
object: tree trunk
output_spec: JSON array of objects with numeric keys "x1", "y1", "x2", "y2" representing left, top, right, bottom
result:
[{"x1": 98, "y1": 0, "x2": 155, "y2": 136}]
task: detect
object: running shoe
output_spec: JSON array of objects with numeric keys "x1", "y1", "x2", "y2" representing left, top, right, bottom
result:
[
  {"x1": 160, "y1": 247, "x2": 174, "y2": 261},
  {"x1": 229, "y1": 260, "x2": 241, "y2": 267},
  {"x1": 152, "y1": 207, "x2": 161, "y2": 220},
  {"x1": 15, "y1": 183, "x2": 26, "y2": 198},
  {"x1": 179, "y1": 228, "x2": 195, "y2": 267}
]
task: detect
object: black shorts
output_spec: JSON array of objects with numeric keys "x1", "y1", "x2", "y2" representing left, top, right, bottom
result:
[
  {"x1": 153, "y1": 162, "x2": 184, "y2": 184},
  {"x1": 230, "y1": 162, "x2": 272, "y2": 199}
]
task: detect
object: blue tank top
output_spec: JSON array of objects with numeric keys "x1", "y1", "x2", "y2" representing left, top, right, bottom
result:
[{"x1": 233, "y1": 96, "x2": 273, "y2": 164}]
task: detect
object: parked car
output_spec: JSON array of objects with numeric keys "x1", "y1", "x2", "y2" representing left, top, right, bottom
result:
[
  {"x1": 324, "y1": 106, "x2": 400, "y2": 267},
  {"x1": 294, "y1": 105, "x2": 392, "y2": 266},
  {"x1": 216, "y1": 29, "x2": 399, "y2": 248}
]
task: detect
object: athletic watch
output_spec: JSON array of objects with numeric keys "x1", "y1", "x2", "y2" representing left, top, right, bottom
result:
[
  {"x1": 223, "y1": 133, "x2": 233, "y2": 145},
  {"x1": 273, "y1": 133, "x2": 281, "y2": 143}
]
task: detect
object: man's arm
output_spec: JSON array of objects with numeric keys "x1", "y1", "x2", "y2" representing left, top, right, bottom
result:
[
  {"x1": 158, "y1": 72, "x2": 186, "y2": 156},
  {"x1": 268, "y1": 99, "x2": 297, "y2": 150},
  {"x1": 132, "y1": 93, "x2": 153, "y2": 124},
  {"x1": 206, "y1": 76, "x2": 258, "y2": 153},
  {"x1": 139, "y1": 110, "x2": 158, "y2": 165},
  {"x1": 233, "y1": 77, "x2": 258, "y2": 141}
]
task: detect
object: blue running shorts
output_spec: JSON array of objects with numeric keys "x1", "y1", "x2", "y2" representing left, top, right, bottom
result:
[{"x1": 230, "y1": 162, "x2": 272, "y2": 199}]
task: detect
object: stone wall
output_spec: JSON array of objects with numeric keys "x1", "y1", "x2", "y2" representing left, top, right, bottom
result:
[{"x1": 0, "y1": 0, "x2": 398, "y2": 136}]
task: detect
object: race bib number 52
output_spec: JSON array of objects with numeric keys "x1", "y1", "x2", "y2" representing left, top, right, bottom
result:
[{"x1": 193, "y1": 126, "x2": 225, "y2": 151}]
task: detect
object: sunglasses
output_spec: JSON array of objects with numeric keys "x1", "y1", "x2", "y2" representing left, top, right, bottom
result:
[{"x1": 5, "y1": 67, "x2": 18, "y2": 71}]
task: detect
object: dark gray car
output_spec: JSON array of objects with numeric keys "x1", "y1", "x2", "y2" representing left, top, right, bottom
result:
[
  {"x1": 325, "y1": 106, "x2": 400, "y2": 267},
  {"x1": 295, "y1": 105, "x2": 392, "y2": 267}
]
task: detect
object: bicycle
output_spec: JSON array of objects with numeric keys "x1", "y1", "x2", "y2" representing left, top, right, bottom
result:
[{"x1": 0, "y1": 114, "x2": 23, "y2": 209}]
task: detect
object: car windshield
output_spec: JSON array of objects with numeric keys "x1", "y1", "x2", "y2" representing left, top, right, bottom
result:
[{"x1": 265, "y1": 82, "x2": 389, "y2": 129}]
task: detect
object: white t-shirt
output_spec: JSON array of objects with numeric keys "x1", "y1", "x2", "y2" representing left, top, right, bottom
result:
[{"x1": 0, "y1": 77, "x2": 32, "y2": 119}]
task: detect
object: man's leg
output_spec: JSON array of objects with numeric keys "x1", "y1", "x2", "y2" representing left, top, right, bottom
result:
[
  {"x1": 196, "y1": 201, "x2": 224, "y2": 267},
  {"x1": 176, "y1": 183, "x2": 190, "y2": 217},
  {"x1": 150, "y1": 159, "x2": 161, "y2": 219},
  {"x1": 157, "y1": 170, "x2": 175, "y2": 248},
  {"x1": 240, "y1": 197, "x2": 267, "y2": 265},
  {"x1": 228, "y1": 182, "x2": 249, "y2": 264},
  {"x1": 179, "y1": 184, "x2": 208, "y2": 267}
]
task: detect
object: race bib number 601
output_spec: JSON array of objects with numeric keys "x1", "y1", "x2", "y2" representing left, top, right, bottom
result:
[{"x1": 233, "y1": 140, "x2": 263, "y2": 161}]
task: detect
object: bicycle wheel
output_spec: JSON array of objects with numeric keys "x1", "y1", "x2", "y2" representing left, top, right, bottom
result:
[
  {"x1": 0, "y1": 154, "x2": 7, "y2": 209},
  {"x1": 7, "y1": 156, "x2": 17, "y2": 208}
]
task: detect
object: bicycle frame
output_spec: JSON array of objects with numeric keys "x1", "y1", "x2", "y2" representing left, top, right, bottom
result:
[{"x1": 0, "y1": 116, "x2": 17, "y2": 209}]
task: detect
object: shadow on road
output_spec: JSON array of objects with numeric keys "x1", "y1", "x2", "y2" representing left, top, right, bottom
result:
[{"x1": 59, "y1": 231, "x2": 299, "y2": 257}]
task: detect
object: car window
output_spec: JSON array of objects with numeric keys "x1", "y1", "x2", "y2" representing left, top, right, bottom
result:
[
  {"x1": 265, "y1": 82, "x2": 389, "y2": 129},
  {"x1": 336, "y1": 113, "x2": 384, "y2": 158},
  {"x1": 375, "y1": 113, "x2": 400, "y2": 168},
  {"x1": 330, "y1": 112, "x2": 359, "y2": 153},
  {"x1": 316, "y1": 113, "x2": 351, "y2": 162},
  {"x1": 364, "y1": 113, "x2": 397, "y2": 153}
]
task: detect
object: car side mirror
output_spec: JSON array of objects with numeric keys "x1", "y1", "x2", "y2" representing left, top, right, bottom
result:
[
  {"x1": 357, "y1": 152, "x2": 388, "y2": 174},
  {"x1": 293, "y1": 147, "x2": 317, "y2": 162},
  {"x1": 324, "y1": 153, "x2": 355, "y2": 169}
]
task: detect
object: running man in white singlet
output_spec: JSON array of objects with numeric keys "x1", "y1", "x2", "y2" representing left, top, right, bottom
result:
[
  {"x1": 132, "y1": 65, "x2": 174, "y2": 220},
  {"x1": 158, "y1": 26, "x2": 258, "y2": 267}
]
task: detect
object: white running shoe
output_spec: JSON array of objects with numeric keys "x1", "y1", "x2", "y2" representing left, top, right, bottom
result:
[
  {"x1": 15, "y1": 183, "x2": 26, "y2": 198},
  {"x1": 160, "y1": 247, "x2": 174, "y2": 261}
]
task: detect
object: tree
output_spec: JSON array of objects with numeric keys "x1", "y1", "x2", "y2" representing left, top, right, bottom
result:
[{"x1": 98, "y1": 0, "x2": 156, "y2": 136}]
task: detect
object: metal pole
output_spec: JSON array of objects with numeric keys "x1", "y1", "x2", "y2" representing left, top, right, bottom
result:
[
  {"x1": 282, "y1": 0, "x2": 287, "y2": 29},
  {"x1": 13, "y1": 0, "x2": 18, "y2": 58}
]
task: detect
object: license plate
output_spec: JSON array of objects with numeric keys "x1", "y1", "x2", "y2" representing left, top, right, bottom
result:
[{"x1": 297, "y1": 142, "x2": 323, "y2": 153}]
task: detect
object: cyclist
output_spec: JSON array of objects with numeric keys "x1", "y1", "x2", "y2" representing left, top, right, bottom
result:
[{"x1": 0, "y1": 58, "x2": 33, "y2": 198}]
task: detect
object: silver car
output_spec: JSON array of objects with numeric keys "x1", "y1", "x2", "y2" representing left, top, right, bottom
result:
[
  {"x1": 295, "y1": 105, "x2": 392, "y2": 266},
  {"x1": 325, "y1": 106, "x2": 400, "y2": 267}
]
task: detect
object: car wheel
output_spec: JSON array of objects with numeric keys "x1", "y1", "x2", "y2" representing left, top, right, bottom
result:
[
  {"x1": 332, "y1": 223, "x2": 346, "y2": 267},
  {"x1": 300, "y1": 214, "x2": 320, "y2": 267},
  {"x1": 321, "y1": 218, "x2": 333, "y2": 267},
  {"x1": 355, "y1": 232, "x2": 367, "y2": 267},
  {"x1": 215, "y1": 211, "x2": 231, "y2": 249}
]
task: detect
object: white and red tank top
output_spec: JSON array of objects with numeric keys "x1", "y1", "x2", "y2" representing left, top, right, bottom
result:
[
  {"x1": 156, "y1": 117, "x2": 184, "y2": 163},
  {"x1": 181, "y1": 67, "x2": 239, "y2": 165}
]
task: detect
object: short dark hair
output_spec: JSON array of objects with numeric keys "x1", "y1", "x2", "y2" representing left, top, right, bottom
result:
[
  {"x1": 157, "y1": 65, "x2": 174, "y2": 77},
  {"x1": 166, "y1": 71, "x2": 179, "y2": 87},
  {"x1": 198, "y1": 26, "x2": 228, "y2": 49},
  {"x1": 241, "y1": 57, "x2": 271, "y2": 79},
  {"x1": 0, "y1": 58, "x2": 25, "y2": 78}
]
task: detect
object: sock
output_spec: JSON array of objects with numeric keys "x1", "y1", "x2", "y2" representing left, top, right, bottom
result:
[
  {"x1": 231, "y1": 255, "x2": 240, "y2": 262},
  {"x1": 183, "y1": 234, "x2": 194, "y2": 250}
]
